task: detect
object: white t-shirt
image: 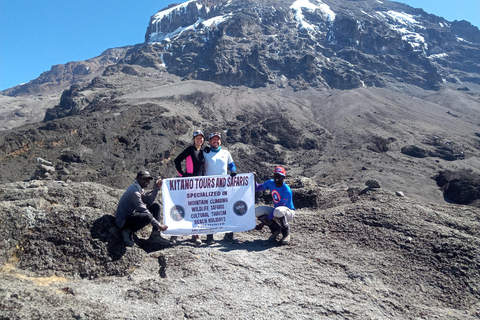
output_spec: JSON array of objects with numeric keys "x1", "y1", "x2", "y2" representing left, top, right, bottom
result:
[{"x1": 203, "y1": 148, "x2": 234, "y2": 176}]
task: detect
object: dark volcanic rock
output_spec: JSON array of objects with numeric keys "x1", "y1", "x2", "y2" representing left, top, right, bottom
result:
[
  {"x1": 435, "y1": 170, "x2": 480, "y2": 205},
  {"x1": 401, "y1": 145, "x2": 430, "y2": 158},
  {"x1": 0, "y1": 180, "x2": 479, "y2": 319},
  {"x1": 43, "y1": 84, "x2": 85, "y2": 121},
  {"x1": 0, "y1": 181, "x2": 147, "y2": 279}
]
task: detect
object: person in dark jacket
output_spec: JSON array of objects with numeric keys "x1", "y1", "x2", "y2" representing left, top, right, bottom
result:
[
  {"x1": 174, "y1": 129, "x2": 206, "y2": 177},
  {"x1": 115, "y1": 171, "x2": 169, "y2": 246},
  {"x1": 172, "y1": 129, "x2": 206, "y2": 245}
]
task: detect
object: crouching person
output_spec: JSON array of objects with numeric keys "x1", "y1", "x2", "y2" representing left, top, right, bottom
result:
[
  {"x1": 254, "y1": 167, "x2": 295, "y2": 245},
  {"x1": 115, "y1": 171, "x2": 170, "y2": 246}
]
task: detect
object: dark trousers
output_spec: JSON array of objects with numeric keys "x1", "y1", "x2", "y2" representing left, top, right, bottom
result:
[{"x1": 123, "y1": 203, "x2": 161, "y2": 233}]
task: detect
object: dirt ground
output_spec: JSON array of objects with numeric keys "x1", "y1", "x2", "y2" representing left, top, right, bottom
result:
[{"x1": 0, "y1": 180, "x2": 478, "y2": 320}]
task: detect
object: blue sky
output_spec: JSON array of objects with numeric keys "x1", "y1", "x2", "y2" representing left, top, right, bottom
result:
[{"x1": 1, "y1": 0, "x2": 479, "y2": 91}]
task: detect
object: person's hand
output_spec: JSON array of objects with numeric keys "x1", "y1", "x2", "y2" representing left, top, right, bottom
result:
[
  {"x1": 204, "y1": 146, "x2": 211, "y2": 153},
  {"x1": 159, "y1": 224, "x2": 168, "y2": 231},
  {"x1": 253, "y1": 172, "x2": 257, "y2": 181},
  {"x1": 155, "y1": 178, "x2": 162, "y2": 188},
  {"x1": 230, "y1": 171, "x2": 237, "y2": 177}
]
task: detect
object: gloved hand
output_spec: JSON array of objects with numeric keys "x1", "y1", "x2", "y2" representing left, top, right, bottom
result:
[
  {"x1": 204, "y1": 146, "x2": 211, "y2": 153},
  {"x1": 230, "y1": 171, "x2": 237, "y2": 177}
]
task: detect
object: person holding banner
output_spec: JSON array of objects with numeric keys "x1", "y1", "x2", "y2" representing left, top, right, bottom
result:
[
  {"x1": 204, "y1": 131, "x2": 239, "y2": 244},
  {"x1": 174, "y1": 130, "x2": 206, "y2": 178},
  {"x1": 171, "y1": 129, "x2": 206, "y2": 245},
  {"x1": 254, "y1": 166, "x2": 295, "y2": 245},
  {"x1": 115, "y1": 170, "x2": 170, "y2": 247}
]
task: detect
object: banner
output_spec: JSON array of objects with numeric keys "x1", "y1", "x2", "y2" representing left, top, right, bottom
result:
[{"x1": 162, "y1": 172, "x2": 255, "y2": 236}]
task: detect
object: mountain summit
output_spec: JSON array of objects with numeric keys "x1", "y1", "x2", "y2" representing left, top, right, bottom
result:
[
  {"x1": 3, "y1": 0, "x2": 480, "y2": 96},
  {"x1": 134, "y1": 0, "x2": 480, "y2": 90}
]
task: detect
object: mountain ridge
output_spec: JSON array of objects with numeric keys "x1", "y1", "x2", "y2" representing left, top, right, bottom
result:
[
  {"x1": 2, "y1": 0, "x2": 480, "y2": 97},
  {"x1": 0, "y1": 1, "x2": 479, "y2": 319}
]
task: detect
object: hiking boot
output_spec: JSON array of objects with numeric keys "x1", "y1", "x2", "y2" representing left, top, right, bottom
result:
[
  {"x1": 206, "y1": 234, "x2": 215, "y2": 245},
  {"x1": 170, "y1": 236, "x2": 178, "y2": 245},
  {"x1": 191, "y1": 235, "x2": 202, "y2": 245},
  {"x1": 268, "y1": 230, "x2": 280, "y2": 242},
  {"x1": 223, "y1": 232, "x2": 239, "y2": 244},
  {"x1": 149, "y1": 230, "x2": 171, "y2": 245},
  {"x1": 280, "y1": 234, "x2": 291, "y2": 245},
  {"x1": 121, "y1": 229, "x2": 134, "y2": 247},
  {"x1": 278, "y1": 216, "x2": 290, "y2": 245}
]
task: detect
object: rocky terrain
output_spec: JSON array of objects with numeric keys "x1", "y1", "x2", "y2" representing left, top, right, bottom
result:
[
  {"x1": 1, "y1": 0, "x2": 480, "y2": 319},
  {"x1": 1, "y1": 76, "x2": 480, "y2": 205},
  {"x1": 0, "y1": 179, "x2": 478, "y2": 319}
]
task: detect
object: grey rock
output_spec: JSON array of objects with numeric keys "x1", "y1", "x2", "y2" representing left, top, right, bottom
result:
[
  {"x1": 0, "y1": 181, "x2": 478, "y2": 319},
  {"x1": 36, "y1": 158, "x2": 53, "y2": 166},
  {"x1": 365, "y1": 179, "x2": 381, "y2": 188},
  {"x1": 401, "y1": 145, "x2": 430, "y2": 158}
]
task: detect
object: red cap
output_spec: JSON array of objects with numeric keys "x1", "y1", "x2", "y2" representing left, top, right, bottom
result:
[{"x1": 274, "y1": 166, "x2": 286, "y2": 176}]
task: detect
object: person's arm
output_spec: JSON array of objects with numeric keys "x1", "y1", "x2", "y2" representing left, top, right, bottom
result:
[
  {"x1": 132, "y1": 191, "x2": 150, "y2": 213},
  {"x1": 254, "y1": 173, "x2": 267, "y2": 192},
  {"x1": 227, "y1": 151, "x2": 237, "y2": 177},
  {"x1": 133, "y1": 188, "x2": 166, "y2": 230},
  {"x1": 174, "y1": 147, "x2": 191, "y2": 176},
  {"x1": 228, "y1": 162, "x2": 237, "y2": 177},
  {"x1": 255, "y1": 181, "x2": 266, "y2": 192},
  {"x1": 143, "y1": 179, "x2": 161, "y2": 205},
  {"x1": 285, "y1": 186, "x2": 295, "y2": 210}
]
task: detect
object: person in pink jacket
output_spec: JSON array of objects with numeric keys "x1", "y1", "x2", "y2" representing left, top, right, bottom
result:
[{"x1": 172, "y1": 130, "x2": 206, "y2": 245}]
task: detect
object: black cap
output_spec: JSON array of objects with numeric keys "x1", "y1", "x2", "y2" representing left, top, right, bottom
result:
[{"x1": 136, "y1": 171, "x2": 153, "y2": 180}]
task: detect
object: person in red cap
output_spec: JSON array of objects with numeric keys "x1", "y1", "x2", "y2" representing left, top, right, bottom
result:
[
  {"x1": 115, "y1": 170, "x2": 169, "y2": 247},
  {"x1": 254, "y1": 166, "x2": 295, "y2": 245}
]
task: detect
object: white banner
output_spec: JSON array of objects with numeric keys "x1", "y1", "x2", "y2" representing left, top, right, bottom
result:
[{"x1": 161, "y1": 173, "x2": 255, "y2": 236}]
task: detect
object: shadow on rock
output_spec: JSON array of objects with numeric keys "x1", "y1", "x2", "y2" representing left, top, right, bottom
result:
[
  {"x1": 136, "y1": 237, "x2": 172, "y2": 254},
  {"x1": 218, "y1": 239, "x2": 279, "y2": 253},
  {"x1": 158, "y1": 255, "x2": 167, "y2": 278},
  {"x1": 90, "y1": 215, "x2": 126, "y2": 260}
]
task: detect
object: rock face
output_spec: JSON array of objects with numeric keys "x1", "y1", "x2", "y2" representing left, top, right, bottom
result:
[
  {"x1": 0, "y1": 180, "x2": 478, "y2": 319},
  {"x1": 136, "y1": 0, "x2": 480, "y2": 91},
  {"x1": 1, "y1": 47, "x2": 133, "y2": 96}
]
